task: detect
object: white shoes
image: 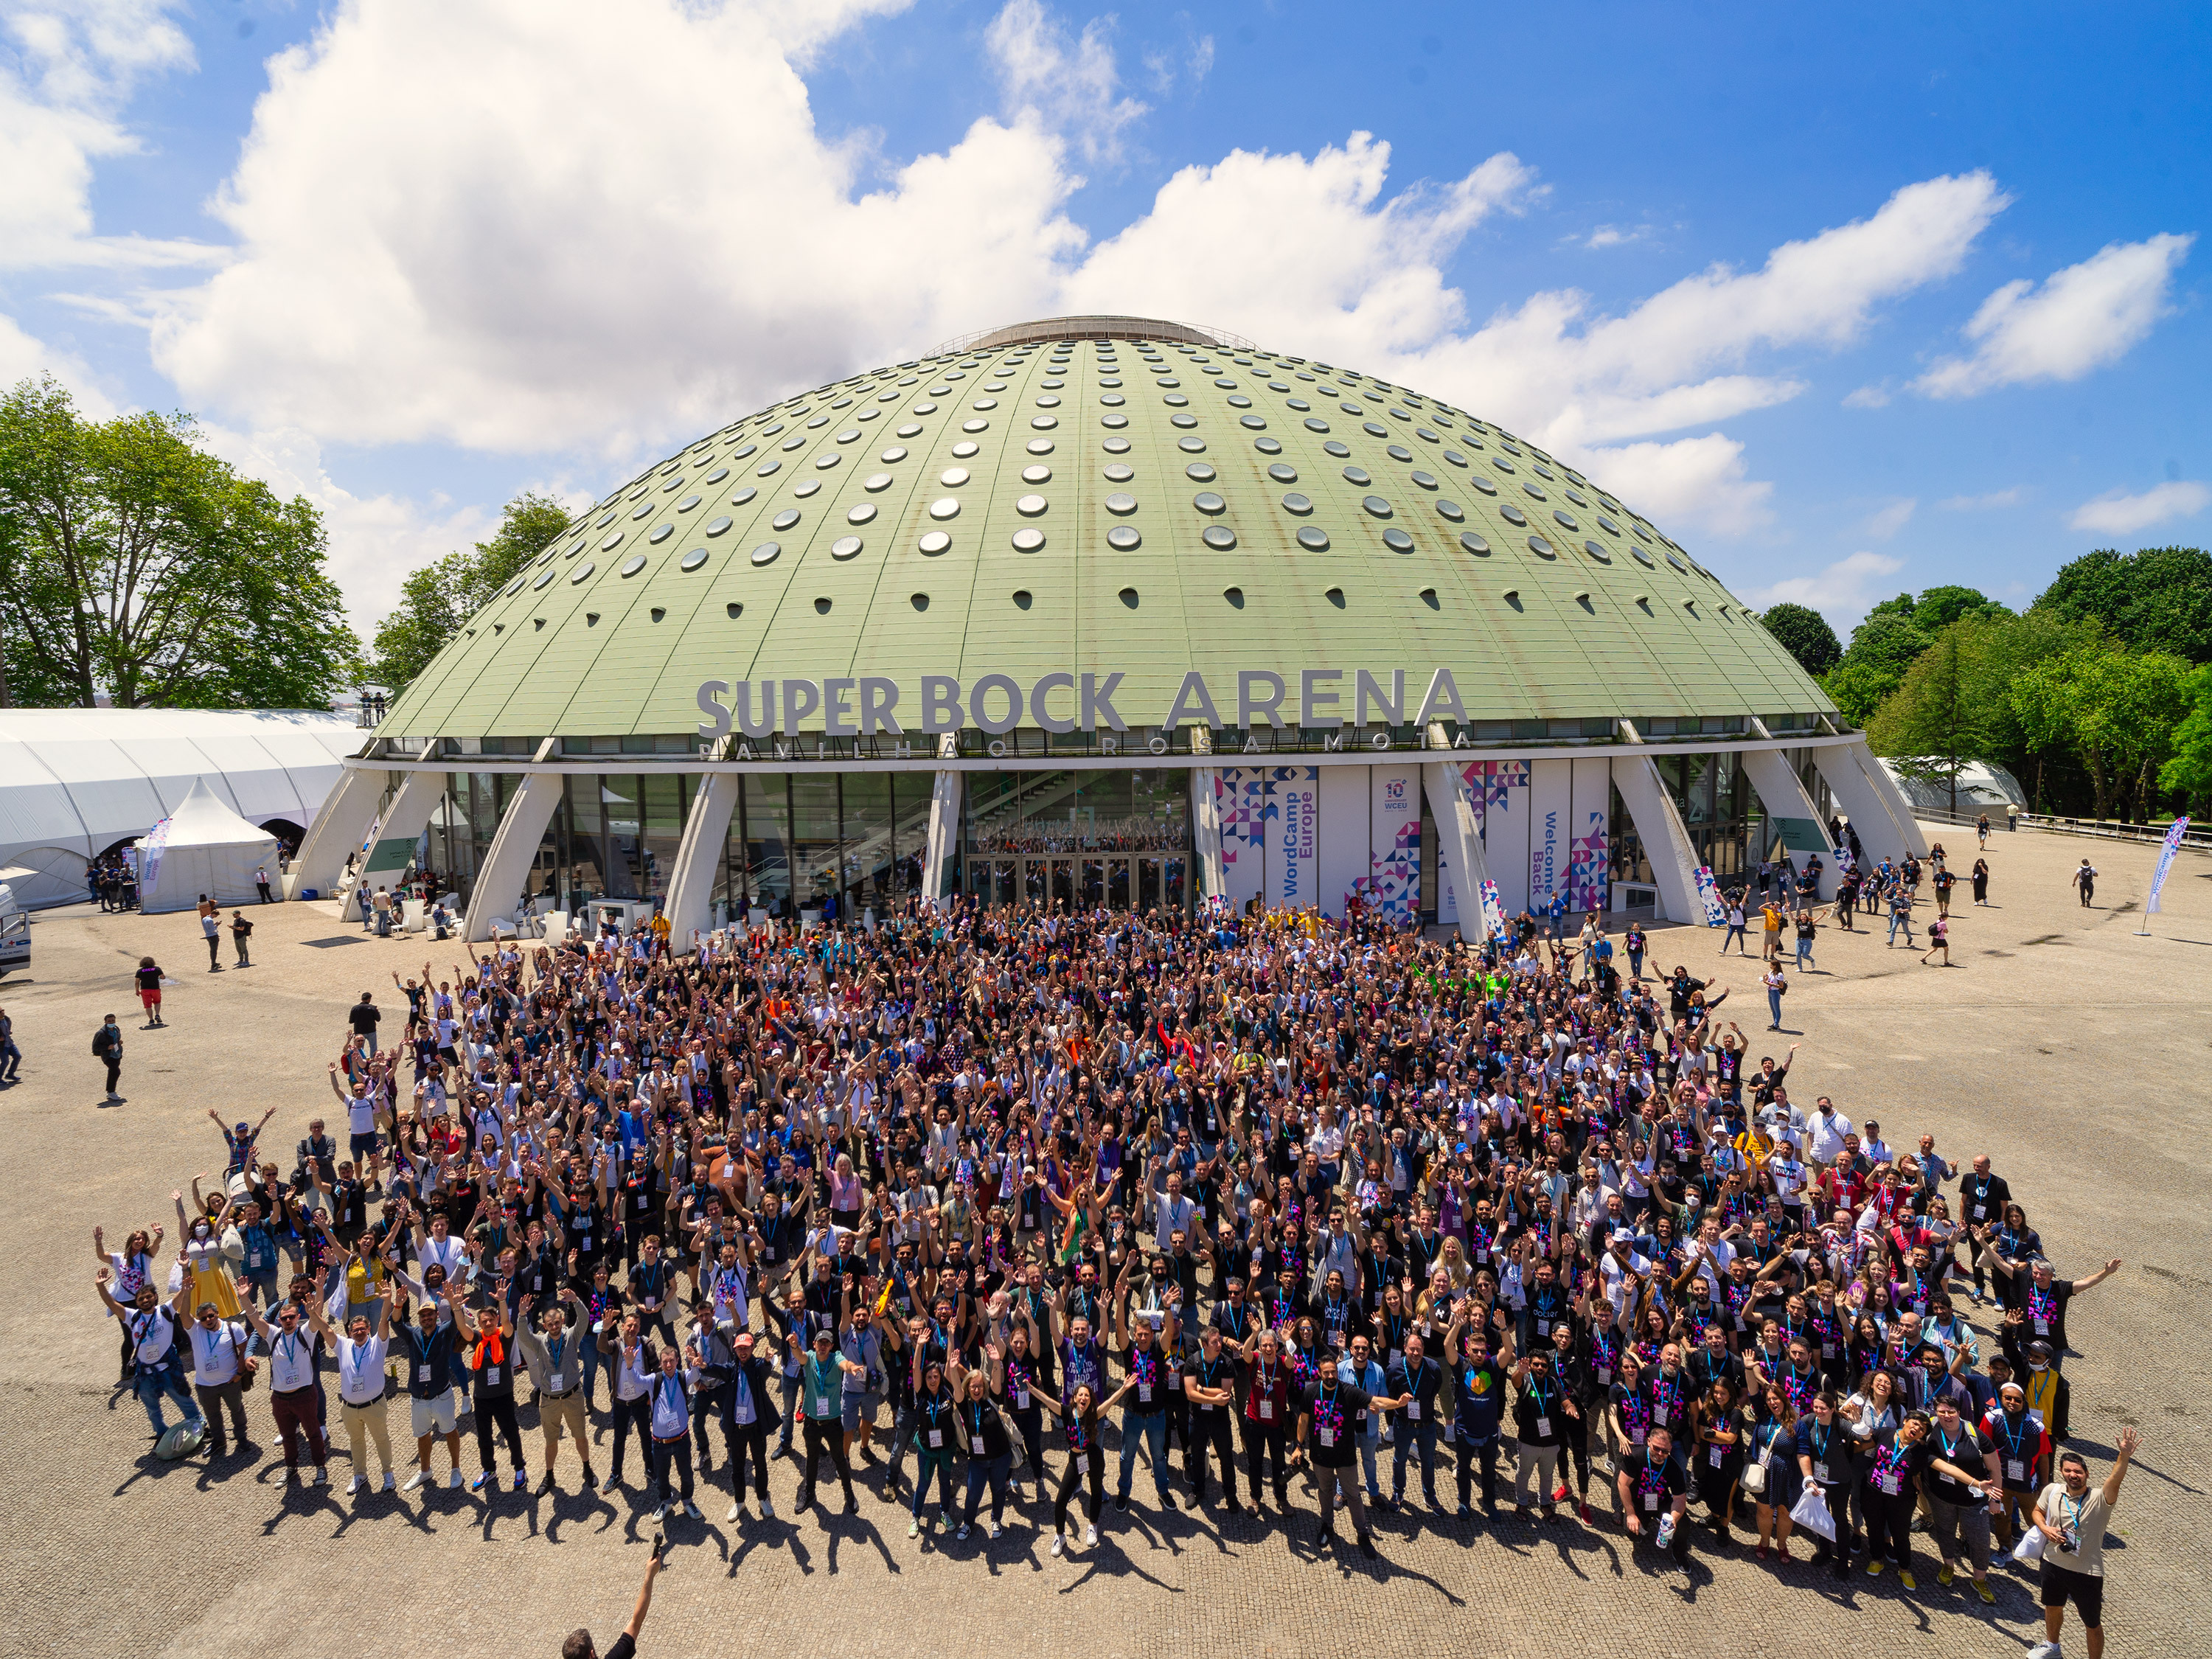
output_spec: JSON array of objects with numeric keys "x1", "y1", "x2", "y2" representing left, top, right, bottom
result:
[
  {"x1": 2024, "y1": 1646, "x2": 2061, "y2": 1659},
  {"x1": 347, "y1": 1475, "x2": 364, "y2": 1495},
  {"x1": 956, "y1": 1522, "x2": 971, "y2": 1540},
  {"x1": 403, "y1": 1470, "x2": 427, "y2": 1492},
  {"x1": 1051, "y1": 1534, "x2": 1065, "y2": 1557},
  {"x1": 728, "y1": 1501, "x2": 746, "y2": 1523},
  {"x1": 908, "y1": 1518, "x2": 921, "y2": 1538},
  {"x1": 448, "y1": 1470, "x2": 463, "y2": 1490},
  {"x1": 380, "y1": 1472, "x2": 396, "y2": 1492},
  {"x1": 650, "y1": 1504, "x2": 667, "y2": 1523},
  {"x1": 1085, "y1": 1523, "x2": 1099, "y2": 1546},
  {"x1": 684, "y1": 1501, "x2": 700, "y2": 1520},
  {"x1": 988, "y1": 1521, "x2": 1002, "y2": 1540}
]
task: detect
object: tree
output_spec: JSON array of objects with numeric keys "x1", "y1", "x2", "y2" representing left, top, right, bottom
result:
[
  {"x1": 2011, "y1": 644, "x2": 2193, "y2": 821},
  {"x1": 1867, "y1": 620, "x2": 2006, "y2": 815},
  {"x1": 370, "y1": 490, "x2": 572, "y2": 690},
  {"x1": 2035, "y1": 546, "x2": 2212, "y2": 664},
  {"x1": 2158, "y1": 664, "x2": 2212, "y2": 815},
  {"x1": 1759, "y1": 602, "x2": 1841, "y2": 676},
  {"x1": 0, "y1": 376, "x2": 359, "y2": 709},
  {"x1": 1908, "y1": 584, "x2": 2011, "y2": 632}
]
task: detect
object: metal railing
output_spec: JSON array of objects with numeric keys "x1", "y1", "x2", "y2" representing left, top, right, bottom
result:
[{"x1": 2014, "y1": 813, "x2": 2210, "y2": 849}]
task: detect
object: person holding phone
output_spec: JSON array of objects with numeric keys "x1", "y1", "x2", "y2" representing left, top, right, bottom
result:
[{"x1": 562, "y1": 1542, "x2": 662, "y2": 1659}]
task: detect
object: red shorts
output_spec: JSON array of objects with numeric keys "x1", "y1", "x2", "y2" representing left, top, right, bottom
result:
[{"x1": 139, "y1": 987, "x2": 161, "y2": 1009}]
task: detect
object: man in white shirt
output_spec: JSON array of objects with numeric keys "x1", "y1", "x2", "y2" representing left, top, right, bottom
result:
[
  {"x1": 95, "y1": 1268, "x2": 204, "y2": 1442},
  {"x1": 1152, "y1": 1170, "x2": 1199, "y2": 1253},
  {"x1": 310, "y1": 1281, "x2": 397, "y2": 1495},
  {"x1": 181, "y1": 1293, "x2": 255, "y2": 1457},
  {"x1": 1805, "y1": 1097, "x2": 1853, "y2": 1167},
  {"x1": 243, "y1": 1292, "x2": 330, "y2": 1484}
]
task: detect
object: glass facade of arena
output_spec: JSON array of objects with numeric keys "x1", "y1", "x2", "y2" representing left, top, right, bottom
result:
[{"x1": 957, "y1": 768, "x2": 1192, "y2": 914}]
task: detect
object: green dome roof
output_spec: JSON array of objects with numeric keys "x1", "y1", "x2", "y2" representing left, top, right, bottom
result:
[{"x1": 386, "y1": 319, "x2": 1833, "y2": 742}]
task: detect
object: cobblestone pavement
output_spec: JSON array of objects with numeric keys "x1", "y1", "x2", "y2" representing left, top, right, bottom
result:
[{"x1": 1, "y1": 824, "x2": 2205, "y2": 1659}]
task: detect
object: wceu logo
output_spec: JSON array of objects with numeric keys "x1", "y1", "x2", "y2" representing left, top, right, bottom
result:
[{"x1": 1384, "y1": 780, "x2": 1406, "y2": 803}]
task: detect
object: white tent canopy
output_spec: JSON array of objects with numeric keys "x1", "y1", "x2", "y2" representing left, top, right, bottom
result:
[
  {"x1": 0, "y1": 708, "x2": 362, "y2": 909},
  {"x1": 141, "y1": 779, "x2": 281, "y2": 914}
]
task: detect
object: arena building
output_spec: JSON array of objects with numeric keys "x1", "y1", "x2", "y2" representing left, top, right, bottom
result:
[{"x1": 288, "y1": 316, "x2": 1927, "y2": 942}]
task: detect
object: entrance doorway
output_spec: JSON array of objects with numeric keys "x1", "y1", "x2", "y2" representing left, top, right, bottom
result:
[{"x1": 967, "y1": 853, "x2": 1186, "y2": 911}]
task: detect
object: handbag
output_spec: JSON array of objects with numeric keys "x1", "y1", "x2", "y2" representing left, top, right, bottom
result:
[
  {"x1": 1740, "y1": 1458, "x2": 1767, "y2": 1495},
  {"x1": 2013, "y1": 1523, "x2": 2045, "y2": 1563},
  {"x1": 228, "y1": 1322, "x2": 258, "y2": 1392}
]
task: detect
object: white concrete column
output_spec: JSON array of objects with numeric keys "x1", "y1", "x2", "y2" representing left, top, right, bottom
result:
[
  {"x1": 463, "y1": 773, "x2": 563, "y2": 942},
  {"x1": 1422, "y1": 759, "x2": 1495, "y2": 943},
  {"x1": 921, "y1": 736, "x2": 961, "y2": 905},
  {"x1": 1854, "y1": 738, "x2": 1932, "y2": 859},
  {"x1": 664, "y1": 772, "x2": 739, "y2": 949},
  {"x1": 1739, "y1": 736, "x2": 1836, "y2": 899},
  {"x1": 1814, "y1": 738, "x2": 1924, "y2": 866},
  {"x1": 1611, "y1": 754, "x2": 1708, "y2": 925},
  {"x1": 285, "y1": 761, "x2": 387, "y2": 899},
  {"x1": 1191, "y1": 767, "x2": 1226, "y2": 900}
]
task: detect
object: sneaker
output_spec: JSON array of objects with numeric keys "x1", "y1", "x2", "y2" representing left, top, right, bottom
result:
[
  {"x1": 448, "y1": 1470, "x2": 463, "y2": 1490},
  {"x1": 470, "y1": 1471, "x2": 490, "y2": 1491},
  {"x1": 1866, "y1": 1559, "x2": 1884, "y2": 1576},
  {"x1": 650, "y1": 1505, "x2": 667, "y2": 1523},
  {"x1": 1316, "y1": 1524, "x2": 1339, "y2": 1549},
  {"x1": 728, "y1": 1501, "x2": 746, "y2": 1522},
  {"x1": 988, "y1": 1521, "x2": 1002, "y2": 1540},
  {"x1": 381, "y1": 1472, "x2": 396, "y2": 1492},
  {"x1": 313, "y1": 1467, "x2": 327, "y2": 1486},
  {"x1": 582, "y1": 1466, "x2": 599, "y2": 1489},
  {"x1": 1357, "y1": 1534, "x2": 1377, "y2": 1559},
  {"x1": 1113, "y1": 1492, "x2": 1129, "y2": 1512},
  {"x1": 404, "y1": 1470, "x2": 427, "y2": 1492},
  {"x1": 1975, "y1": 1581, "x2": 1996, "y2": 1604},
  {"x1": 539, "y1": 1473, "x2": 557, "y2": 1494},
  {"x1": 842, "y1": 1495, "x2": 858, "y2": 1516},
  {"x1": 1577, "y1": 1502, "x2": 1595, "y2": 1525},
  {"x1": 684, "y1": 1501, "x2": 700, "y2": 1520},
  {"x1": 2024, "y1": 1644, "x2": 2061, "y2": 1659},
  {"x1": 1899, "y1": 1568, "x2": 1918, "y2": 1590},
  {"x1": 908, "y1": 1518, "x2": 921, "y2": 1538},
  {"x1": 956, "y1": 1522, "x2": 971, "y2": 1541},
  {"x1": 1457, "y1": 1503, "x2": 1473, "y2": 1518},
  {"x1": 1159, "y1": 1490, "x2": 1178, "y2": 1510},
  {"x1": 1051, "y1": 1534, "x2": 1065, "y2": 1557},
  {"x1": 515, "y1": 1470, "x2": 528, "y2": 1491},
  {"x1": 347, "y1": 1475, "x2": 364, "y2": 1495},
  {"x1": 1085, "y1": 1523, "x2": 1099, "y2": 1547},
  {"x1": 1938, "y1": 1564, "x2": 1955, "y2": 1587},
  {"x1": 762, "y1": 1498, "x2": 775, "y2": 1520}
]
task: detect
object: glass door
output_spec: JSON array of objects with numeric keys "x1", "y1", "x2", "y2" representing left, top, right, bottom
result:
[
  {"x1": 1106, "y1": 858, "x2": 1132, "y2": 909},
  {"x1": 1050, "y1": 859, "x2": 1075, "y2": 911}
]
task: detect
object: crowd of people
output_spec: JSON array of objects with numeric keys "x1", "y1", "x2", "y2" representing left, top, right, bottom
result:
[{"x1": 90, "y1": 887, "x2": 2135, "y2": 1656}]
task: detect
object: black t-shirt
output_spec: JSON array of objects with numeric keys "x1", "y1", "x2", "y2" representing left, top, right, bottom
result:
[
  {"x1": 1626, "y1": 1450, "x2": 1687, "y2": 1516},
  {"x1": 348, "y1": 1001, "x2": 380, "y2": 1037},
  {"x1": 1915, "y1": 1421, "x2": 1993, "y2": 1505},
  {"x1": 1512, "y1": 1368, "x2": 1569, "y2": 1445},
  {"x1": 1117, "y1": 1340, "x2": 1173, "y2": 1411},
  {"x1": 961, "y1": 1391, "x2": 1012, "y2": 1461},
  {"x1": 1182, "y1": 1352, "x2": 1239, "y2": 1414},
  {"x1": 1957, "y1": 1172, "x2": 2011, "y2": 1227},
  {"x1": 1300, "y1": 1377, "x2": 1372, "y2": 1466}
]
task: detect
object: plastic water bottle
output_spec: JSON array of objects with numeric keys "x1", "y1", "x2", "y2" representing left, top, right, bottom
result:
[{"x1": 1656, "y1": 1513, "x2": 1676, "y2": 1551}]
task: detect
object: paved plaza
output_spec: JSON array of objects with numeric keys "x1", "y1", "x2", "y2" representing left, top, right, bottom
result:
[{"x1": 1, "y1": 823, "x2": 2205, "y2": 1659}]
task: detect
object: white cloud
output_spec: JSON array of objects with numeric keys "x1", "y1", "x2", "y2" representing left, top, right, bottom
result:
[
  {"x1": 2067, "y1": 481, "x2": 2211, "y2": 536},
  {"x1": 1842, "y1": 384, "x2": 1891, "y2": 408},
  {"x1": 1740, "y1": 551, "x2": 1905, "y2": 625},
  {"x1": 986, "y1": 0, "x2": 1146, "y2": 163},
  {"x1": 0, "y1": 0, "x2": 219, "y2": 270},
  {"x1": 92, "y1": 0, "x2": 2014, "y2": 568},
  {"x1": 1914, "y1": 233, "x2": 2194, "y2": 398},
  {"x1": 1139, "y1": 27, "x2": 1212, "y2": 95},
  {"x1": 0, "y1": 307, "x2": 116, "y2": 413},
  {"x1": 1864, "y1": 498, "x2": 1916, "y2": 540},
  {"x1": 1936, "y1": 487, "x2": 2023, "y2": 511}
]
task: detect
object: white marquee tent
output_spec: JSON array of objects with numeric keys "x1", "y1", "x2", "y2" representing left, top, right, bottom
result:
[
  {"x1": 0, "y1": 709, "x2": 364, "y2": 909},
  {"x1": 141, "y1": 778, "x2": 283, "y2": 913}
]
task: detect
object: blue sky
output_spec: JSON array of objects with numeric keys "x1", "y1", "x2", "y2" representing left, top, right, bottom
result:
[{"x1": 4, "y1": 0, "x2": 2205, "y2": 641}]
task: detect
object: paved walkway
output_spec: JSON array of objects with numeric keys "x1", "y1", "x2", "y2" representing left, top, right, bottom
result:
[{"x1": 0, "y1": 824, "x2": 2204, "y2": 1658}]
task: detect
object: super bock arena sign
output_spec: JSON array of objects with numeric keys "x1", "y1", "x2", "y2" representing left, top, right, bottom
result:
[{"x1": 695, "y1": 667, "x2": 1472, "y2": 740}]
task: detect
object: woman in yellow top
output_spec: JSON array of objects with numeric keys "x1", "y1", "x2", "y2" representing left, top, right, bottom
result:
[{"x1": 174, "y1": 1182, "x2": 243, "y2": 1319}]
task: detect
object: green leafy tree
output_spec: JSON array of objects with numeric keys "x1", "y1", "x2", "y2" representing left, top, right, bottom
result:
[
  {"x1": 2157, "y1": 665, "x2": 2212, "y2": 815},
  {"x1": 2011, "y1": 644, "x2": 2193, "y2": 821},
  {"x1": 0, "y1": 376, "x2": 359, "y2": 708},
  {"x1": 370, "y1": 491, "x2": 572, "y2": 691},
  {"x1": 1867, "y1": 620, "x2": 2006, "y2": 814},
  {"x1": 1759, "y1": 602, "x2": 1842, "y2": 676},
  {"x1": 1908, "y1": 584, "x2": 2011, "y2": 633},
  {"x1": 2035, "y1": 546, "x2": 2212, "y2": 663}
]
